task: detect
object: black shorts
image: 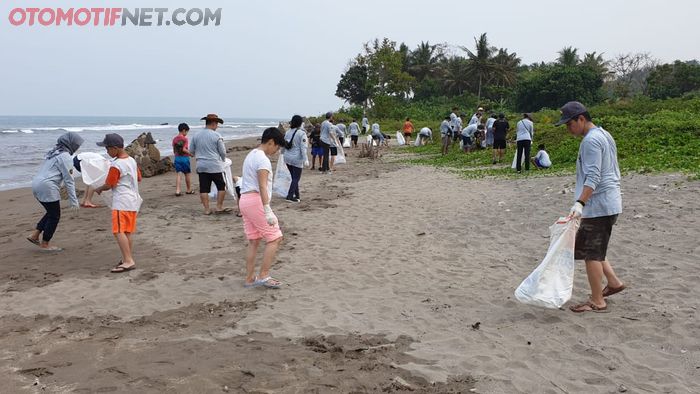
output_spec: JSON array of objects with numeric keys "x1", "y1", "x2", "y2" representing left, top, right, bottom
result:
[
  {"x1": 372, "y1": 135, "x2": 380, "y2": 140},
  {"x1": 330, "y1": 147, "x2": 338, "y2": 156},
  {"x1": 403, "y1": 132, "x2": 412, "y2": 137},
  {"x1": 452, "y1": 133, "x2": 460, "y2": 141},
  {"x1": 493, "y1": 139, "x2": 507, "y2": 149},
  {"x1": 339, "y1": 137, "x2": 344, "y2": 145},
  {"x1": 351, "y1": 135, "x2": 358, "y2": 143},
  {"x1": 462, "y1": 136, "x2": 472, "y2": 146},
  {"x1": 575, "y1": 215, "x2": 618, "y2": 261},
  {"x1": 198, "y1": 172, "x2": 226, "y2": 194}
]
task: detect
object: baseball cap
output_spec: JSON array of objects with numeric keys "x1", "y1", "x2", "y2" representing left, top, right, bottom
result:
[
  {"x1": 555, "y1": 101, "x2": 588, "y2": 126},
  {"x1": 96, "y1": 133, "x2": 124, "y2": 148}
]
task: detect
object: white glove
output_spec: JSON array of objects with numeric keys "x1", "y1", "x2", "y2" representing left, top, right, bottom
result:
[
  {"x1": 69, "y1": 205, "x2": 80, "y2": 216},
  {"x1": 569, "y1": 201, "x2": 584, "y2": 219},
  {"x1": 263, "y1": 204, "x2": 278, "y2": 226},
  {"x1": 304, "y1": 159, "x2": 310, "y2": 168}
]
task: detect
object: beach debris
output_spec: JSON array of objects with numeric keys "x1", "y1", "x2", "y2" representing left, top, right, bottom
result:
[
  {"x1": 618, "y1": 384, "x2": 628, "y2": 392},
  {"x1": 392, "y1": 376, "x2": 413, "y2": 390},
  {"x1": 417, "y1": 232, "x2": 426, "y2": 236},
  {"x1": 471, "y1": 322, "x2": 481, "y2": 330},
  {"x1": 125, "y1": 132, "x2": 173, "y2": 177},
  {"x1": 648, "y1": 184, "x2": 659, "y2": 189}
]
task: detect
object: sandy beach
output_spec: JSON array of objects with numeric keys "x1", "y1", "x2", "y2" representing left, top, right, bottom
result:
[{"x1": 0, "y1": 137, "x2": 698, "y2": 393}]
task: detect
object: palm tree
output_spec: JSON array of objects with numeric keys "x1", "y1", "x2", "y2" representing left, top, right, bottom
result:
[
  {"x1": 460, "y1": 33, "x2": 498, "y2": 102},
  {"x1": 557, "y1": 46, "x2": 580, "y2": 66},
  {"x1": 441, "y1": 57, "x2": 471, "y2": 96},
  {"x1": 407, "y1": 41, "x2": 445, "y2": 82},
  {"x1": 581, "y1": 51, "x2": 612, "y2": 80},
  {"x1": 490, "y1": 48, "x2": 521, "y2": 87}
]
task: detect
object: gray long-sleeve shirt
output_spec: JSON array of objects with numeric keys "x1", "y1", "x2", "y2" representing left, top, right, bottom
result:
[
  {"x1": 32, "y1": 152, "x2": 78, "y2": 206},
  {"x1": 190, "y1": 128, "x2": 226, "y2": 173},
  {"x1": 575, "y1": 126, "x2": 622, "y2": 218},
  {"x1": 515, "y1": 119, "x2": 534, "y2": 141},
  {"x1": 282, "y1": 128, "x2": 309, "y2": 169},
  {"x1": 320, "y1": 120, "x2": 333, "y2": 145}
]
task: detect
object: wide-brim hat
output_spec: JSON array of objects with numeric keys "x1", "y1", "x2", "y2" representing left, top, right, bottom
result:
[{"x1": 201, "y1": 114, "x2": 224, "y2": 124}]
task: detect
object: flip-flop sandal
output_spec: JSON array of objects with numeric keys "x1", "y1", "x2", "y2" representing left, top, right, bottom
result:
[
  {"x1": 27, "y1": 237, "x2": 40, "y2": 246},
  {"x1": 214, "y1": 207, "x2": 233, "y2": 214},
  {"x1": 602, "y1": 284, "x2": 626, "y2": 298},
  {"x1": 255, "y1": 276, "x2": 282, "y2": 289},
  {"x1": 203, "y1": 211, "x2": 212, "y2": 216},
  {"x1": 185, "y1": 191, "x2": 196, "y2": 195},
  {"x1": 111, "y1": 264, "x2": 135, "y2": 273},
  {"x1": 175, "y1": 193, "x2": 183, "y2": 197},
  {"x1": 39, "y1": 246, "x2": 63, "y2": 252},
  {"x1": 235, "y1": 212, "x2": 242, "y2": 217},
  {"x1": 243, "y1": 276, "x2": 261, "y2": 288},
  {"x1": 570, "y1": 301, "x2": 608, "y2": 313}
]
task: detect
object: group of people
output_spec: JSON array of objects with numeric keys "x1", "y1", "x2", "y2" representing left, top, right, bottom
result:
[
  {"x1": 27, "y1": 100, "x2": 626, "y2": 313},
  {"x1": 435, "y1": 107, "x2": 552, "y2": 172}
]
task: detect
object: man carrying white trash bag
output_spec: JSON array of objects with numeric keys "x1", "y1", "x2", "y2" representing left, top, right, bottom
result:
[{"x1": 516, "y1": 101, "x2": 626, "y2": 313}]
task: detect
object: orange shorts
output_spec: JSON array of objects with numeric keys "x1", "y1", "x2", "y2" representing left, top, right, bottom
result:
[{"x1": 112, "y1": 210, "x2": 137, "y2": 234}]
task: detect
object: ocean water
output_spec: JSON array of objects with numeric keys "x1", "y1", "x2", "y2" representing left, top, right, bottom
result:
[{"x1": 0, "y1": 116, "x2": 279, "y2": 191}]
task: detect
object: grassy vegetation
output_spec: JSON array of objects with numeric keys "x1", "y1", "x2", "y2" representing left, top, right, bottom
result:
[{"x1": 378, "y1": 97, "x2": 700, "y2": 179}]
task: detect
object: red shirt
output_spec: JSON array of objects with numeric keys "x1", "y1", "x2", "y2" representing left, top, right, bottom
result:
[{"x1": 172, "y1": 134, "x2": 189, "y2": 157}]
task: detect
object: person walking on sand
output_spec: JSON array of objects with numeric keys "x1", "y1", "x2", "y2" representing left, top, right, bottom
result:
[
  {"x1": 309, "y1": 124, "x2": 322, "y2": 170},
  {"x1": 173, "y1": 123, "x2": 194, "y2": 196},
  {"x1": 190, "y1": 114, "x2": 232, "y2": 215},
  {"x1": 282, "y1": 115, "x2": 309, "y2": 203},
  {"x1": 27, "y1": 132, "x2": 84, "y2": 251},
  {"x1": 492, "y1": 113, "x2": 509, "y2": 164},
  {"x1": 348, "y1": 118, "x2": 360, "y2": 148},
  {"x1": 515, "y1": 113, "x2": 534, "y2": 173},
  {"x1": 402, "y1": 117, "x2": 414, "y2": 146},
  {"x1": 94, "y1": 133, "x2": 143, "y2": 273},
  {"x1": 556, "y1": 101, "x2": 625, "y2": 313},
  {"x1": 361, "y1": 115, "x2": 369, "y2": 135},
  {"x1": 240, "y1": 127, "x2": 287, "y2": 289}
]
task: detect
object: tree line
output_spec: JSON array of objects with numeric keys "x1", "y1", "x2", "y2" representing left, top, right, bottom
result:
[{"x1": 335, "y1": 33, "x2": 700, "y2": 118}]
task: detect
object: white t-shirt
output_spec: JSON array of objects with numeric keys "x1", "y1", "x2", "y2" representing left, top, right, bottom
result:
[
  {"x1": 419, "y1": 127, "x2": 432, "y2": 137},
  {"x1": 110, "y1": 156, "x2": 142, "y2": 212},
  {"x1": 240, "y1": 148, "x2": 273, "y2": 200},
  {"x1": 535, "y1": 150, "x2": 552, "y2": 167}
]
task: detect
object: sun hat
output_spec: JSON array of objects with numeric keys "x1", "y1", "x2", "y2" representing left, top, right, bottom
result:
[{"x1": 200, "y1": 114, "x2": 224, "y2": 124}]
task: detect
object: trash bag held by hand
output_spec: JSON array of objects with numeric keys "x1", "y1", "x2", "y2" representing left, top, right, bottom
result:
[
  {"x1": 514, "y1": 217, "x2": 580, "y2": 309},
  {"x1": 272, "y1": 155, "x2": 292, "y2": 198}
]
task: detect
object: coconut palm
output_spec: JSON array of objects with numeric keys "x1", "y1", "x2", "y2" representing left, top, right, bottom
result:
[
  {"x1": 407, "y1": 41, "x2": 445, "y2": 82},
  {"x1": 490, "y1": 48, "x2": 521, "y2": 87},
  {"x1": 460, "y1": 33, "x2": 498, "y2": 102},
  {"x1": 441, "y1": 57, "x2": 471, "y2": 96},
  {"x1": 581, "y1": 51, "x2": 611, "y2": 80},
  {"x1": 557, "y1": 46, "x2": 580, "y2": 66}
]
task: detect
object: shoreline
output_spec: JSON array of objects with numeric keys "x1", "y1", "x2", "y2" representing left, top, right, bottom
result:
[{"x1": 0, "y1": 137, "x2": 698, "y2": 393}]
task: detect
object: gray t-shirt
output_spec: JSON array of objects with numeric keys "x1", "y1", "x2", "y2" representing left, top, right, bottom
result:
[
  {"x1": 349, "y1": 122, "x2": 360, "y2": 136},
  {"x1": 575, "y1": 126, "x2": 622, "y2": 218},
  {"x1": 190, "y1": 128, "x2": 226, "y2": 173}
]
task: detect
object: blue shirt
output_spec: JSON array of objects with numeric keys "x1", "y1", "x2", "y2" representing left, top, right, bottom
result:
[{"x1": 575, "y1": 126, "x2": 622, "y2": 218}]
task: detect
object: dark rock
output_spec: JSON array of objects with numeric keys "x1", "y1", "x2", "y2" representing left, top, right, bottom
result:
[{"x1": 125, "y1": 132, "x2": 173, "y2": 178}]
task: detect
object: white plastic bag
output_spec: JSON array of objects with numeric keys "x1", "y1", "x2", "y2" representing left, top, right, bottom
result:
[
  {"x1": 335, "y1": 144, "x2": 346, "y2": 165},
  {"x1": 77, "y1": 152, "x2": 110, "y2": 186},
  {"x1": 209, "y1": 158, "x2": 237, "y2": 200},
  {"x1": 343, "y1": 138, "x2": 351, "y2": 148},
  {"x1": 396, "y1": 132, "x2": 406, "y2": 146},
  {"x1": 514, "y1": 217, "x2": 580, "y2": 309},
  {"x1": 511, "y1": 150, "x2": 526, "y2": 169},
  {"x1": 272, "y1": 155, "x2": 292, "y2": 198}
]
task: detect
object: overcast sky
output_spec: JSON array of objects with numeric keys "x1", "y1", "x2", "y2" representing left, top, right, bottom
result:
[{"x1": 1, "y1": 0, "x2": 699, "y2": 119}]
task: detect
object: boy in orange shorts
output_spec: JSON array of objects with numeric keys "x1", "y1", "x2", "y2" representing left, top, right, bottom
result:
[{"x1": 94, "y1": 133, "x2": 143, "y2": 273}]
